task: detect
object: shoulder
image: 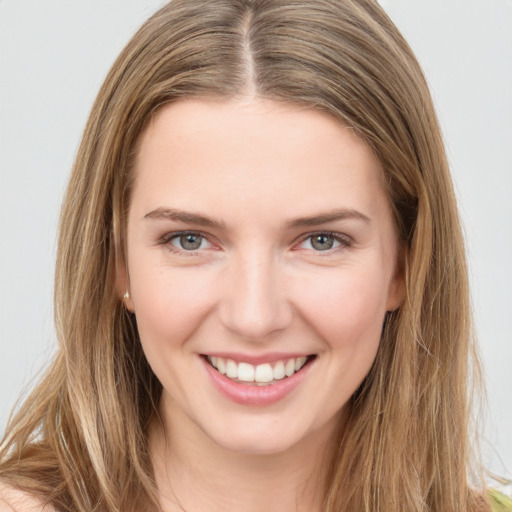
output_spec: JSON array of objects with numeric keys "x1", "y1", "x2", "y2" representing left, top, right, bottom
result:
[{"x1": 0, "y1": 482, "x2": 54, "y2": 512}]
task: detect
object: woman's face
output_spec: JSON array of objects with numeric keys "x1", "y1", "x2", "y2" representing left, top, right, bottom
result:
[{"x1": 123, "y1": 98, "x2": 403, "y2": 455}]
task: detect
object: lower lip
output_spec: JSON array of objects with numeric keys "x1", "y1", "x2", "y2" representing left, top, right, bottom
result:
[{"x1": 201, "y1": 357, "x2": 314, "y2": 406}]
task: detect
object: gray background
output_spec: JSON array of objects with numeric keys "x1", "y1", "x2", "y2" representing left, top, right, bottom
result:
[{"x1": 1, "y1": 0, "x2": 511, "y2": 480}]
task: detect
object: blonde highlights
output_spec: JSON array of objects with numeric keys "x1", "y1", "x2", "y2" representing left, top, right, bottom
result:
[{"x1": 1, "y1": 1, "x2": 488, "y2": 511}]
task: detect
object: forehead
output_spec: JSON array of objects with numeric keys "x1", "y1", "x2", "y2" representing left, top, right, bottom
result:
[{"x1": 131, "y1": 98, "x2": 389, "y2": 223}]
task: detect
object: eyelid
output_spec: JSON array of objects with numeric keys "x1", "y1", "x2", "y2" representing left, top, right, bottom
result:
[
  {"x1": 158, "y1": 230, "x2": 218, "y2": 254},
  {"x1": 294, "y1": 231, "x2": 353, "y2": 252},
  {"x1": 157, "y1": 229, "x2": 353, "y2": 255}
]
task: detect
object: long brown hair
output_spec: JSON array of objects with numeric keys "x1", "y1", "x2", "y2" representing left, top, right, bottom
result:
[{"x1": 0, "y1": 1, "x2": 488, "y2": 510}]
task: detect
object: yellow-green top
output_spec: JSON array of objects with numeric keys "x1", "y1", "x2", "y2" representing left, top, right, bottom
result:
[{"x1": 490, "y1": 489, "x2": 512, "y2": 512}]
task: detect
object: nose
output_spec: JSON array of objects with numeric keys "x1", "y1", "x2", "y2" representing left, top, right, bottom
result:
[{"x1": 218, "y1": 250, "x2": 293, "y2": 340}]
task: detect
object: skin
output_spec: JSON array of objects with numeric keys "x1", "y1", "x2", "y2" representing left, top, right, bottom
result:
[
  {"x1": 0, "y1": 482, "x2": 54, "y2": 512},
  {"x1": 119, "y1": 98, "x2": 404, "y2": 512}
]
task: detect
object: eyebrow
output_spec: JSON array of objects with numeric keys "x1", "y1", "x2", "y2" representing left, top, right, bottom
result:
[
  {"x1": 144, "y1": 207, "x2": 226, "y2": 229},
  {"x1": 144, "y1": 207, "x2": 370, "y2": 229},
  {"x1": 286, "y1": 208, "x2": 371, "y2": 228}
]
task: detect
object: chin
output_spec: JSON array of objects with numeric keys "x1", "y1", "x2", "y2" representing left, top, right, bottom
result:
[
  {"x1": 201, "y1": 412, "x2": 337, "y2": 457},
  {"x1": 212, "y1": 432, "x2": 301, "y2": 456}
]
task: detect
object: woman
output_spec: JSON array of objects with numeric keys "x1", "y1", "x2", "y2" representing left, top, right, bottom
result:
[{"x1": 0, "y1": 0, "x2": 507, "y2": 511}]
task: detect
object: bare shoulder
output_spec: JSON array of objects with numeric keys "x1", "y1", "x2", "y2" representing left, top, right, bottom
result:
[{"x1": 0, "y1": 482, "x2": 54, "y2": 512}]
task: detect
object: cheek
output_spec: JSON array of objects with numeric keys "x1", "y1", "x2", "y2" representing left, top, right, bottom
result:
[
  {"x1": 130, "y1": 265, "x2": 218, "y2": 345},
  {"x1": 294, "y1": 266, "x2": 389, "y2": 349}
]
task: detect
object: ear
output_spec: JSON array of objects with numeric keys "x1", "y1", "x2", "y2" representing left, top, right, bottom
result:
[
  {"x1": 114, "y1": 240, "x2": 135, "y2": 313},
  {"x1": 386, "y1": 272, "x2": 405, "y2": 311},
  {"x1": 386, "y1": 245, "x2": 406, "y2": 312}
]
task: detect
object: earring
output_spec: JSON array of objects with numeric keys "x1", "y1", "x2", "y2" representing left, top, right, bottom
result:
[{"x1": 122, "y1": 290, "x2": 134, "y2": 313}]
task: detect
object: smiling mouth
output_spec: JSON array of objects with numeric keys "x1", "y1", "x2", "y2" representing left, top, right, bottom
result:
[{"x1": 204, "y1": 355, "x2": 316, "y2": 386}]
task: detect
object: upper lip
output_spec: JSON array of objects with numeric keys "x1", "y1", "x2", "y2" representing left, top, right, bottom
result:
[{"x1": 201, "y1": 352, "x2": 315, "y2": 365}]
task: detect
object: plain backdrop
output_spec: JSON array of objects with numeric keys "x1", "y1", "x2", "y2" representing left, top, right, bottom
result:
[{"x1": 1, "y1": 0, "x2": 511, "y2": 480}]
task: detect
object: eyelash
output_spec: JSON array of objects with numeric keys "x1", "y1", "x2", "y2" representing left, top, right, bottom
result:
[
  {"x1": 296, "y1": 232, "x2": 353, "y2": 253},
  {"x1": 158, "y1": 231, "x2": 214, "y2": 257},
  {"x1": 158, "y1": 231, "x2": 353, "y2": 256}
]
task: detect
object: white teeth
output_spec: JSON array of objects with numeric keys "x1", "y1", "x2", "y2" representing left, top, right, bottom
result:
[
  {"x1": 295, "y1": 356, "x2": 307, "y2": 371},
  {"x1": 207, "y1": 355, "x2": 311, "y2": 383},
  {"x1": 254, "y1": 363, "x2": 273, "y2": 383},
  {"x1": 216, "y1": 357, "x2": 226, "y2": 375},
  {"x1": 238, "y1": 362, "x2": 255, "y2": 382},
  {"x1": 285, "y1": 359, "x2": 295, "y2": 377},
  {"x1": 273, "y1": 360, "x2": 285, "y2": 380},
  {"x1": 226, "y1": 359, "x2": 237, "y2": 378}
]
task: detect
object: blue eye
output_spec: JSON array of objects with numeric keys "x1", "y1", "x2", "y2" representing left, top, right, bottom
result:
[
  {"x1": 169, "y1": 232, "x2": 211, "y2": 251},
  {"x1": 299, "y1": 233, "x2": 350, "y2": 252}
]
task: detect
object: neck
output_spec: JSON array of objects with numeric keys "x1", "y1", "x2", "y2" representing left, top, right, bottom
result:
[{"x1": 149, "y1": 398, "x2": 343, "y2": 512}]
